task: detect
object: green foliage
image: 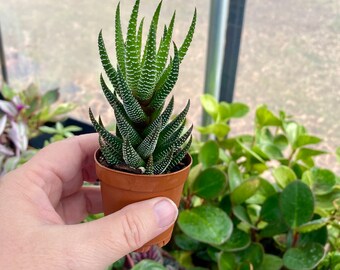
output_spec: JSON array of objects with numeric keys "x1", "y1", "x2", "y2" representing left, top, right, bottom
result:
[
  {"x1": 171, "y1": 95, "x2": 340, "y2": 270},
  {"x1": 90, "y1": 1, "x2": 196, "y2": 174},
  {"x1": 0, "y1": 84, "x2": 76, "y2": 175}
]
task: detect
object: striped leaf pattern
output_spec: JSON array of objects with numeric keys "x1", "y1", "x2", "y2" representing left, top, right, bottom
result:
[
  {"x1": 90, "y1": 1, "x2": 196, "y2": 174},
  {"x1": 125, "y1": 0, "x2": 140, "y2": 91},
  {"x1": 115, "y1": 3, "x2": 126, "y2": 77}
]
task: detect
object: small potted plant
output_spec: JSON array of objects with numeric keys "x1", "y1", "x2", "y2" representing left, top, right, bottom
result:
[{"x1": 89, "y1": 0, "x2": 196, "y2": 251}]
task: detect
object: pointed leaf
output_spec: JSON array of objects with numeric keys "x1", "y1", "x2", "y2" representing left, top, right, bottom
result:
[
  {"x1": 116, "y1": 69, "x2": 147, "y2": 123},
  {"x1": 154, "y1": 149, "x2": 173, "y2": 174},
  {"x1": 99, "y1": 137, "x2": 121, "y2": 165},
  {"x1": 115, "y1": 3, "x2": 126, "y2": 77},
  {"x1": 145, "y1": 155, "x2": 154, "y2": 175},
  {"x1": 125, "y1": 0, "x2": 141, "y2": 90},
  {"x1": 150, "y1": 45, "x2": 180, "y2": 110},
  {"x1": 137, "y1": 22, "x2": 157, "y2": 101},
  {"x1": 159, "y1": 99, "x2": 189, "y2": 143},
  {"x1": 178, "y1": 8, "x2": 197, "y2": 63},
  {"x1": 136, "y1": 18, "x2": 144, "y2": 62},
  {"x1": 137, "y1": 119, "x2": 161, "y2": 159},
  {"x1": 166, "y1": 135, "x2": 192, "y2": 172},
  {"x1": 122, "y1": 138, "x2": 145, "y2": 169},
  {"x1": 98, "y1": 30, "x2": 118, "y2": 88}
]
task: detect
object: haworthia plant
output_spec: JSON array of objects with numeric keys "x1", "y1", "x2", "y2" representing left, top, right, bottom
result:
[{"x1": 90, "y1": 0, "x2": 196, "y2": 174}]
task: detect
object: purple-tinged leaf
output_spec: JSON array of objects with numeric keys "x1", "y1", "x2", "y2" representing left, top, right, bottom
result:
[
  {"x1": 0, "y1": 100, "x2": 18, "y2": 117},
  {"x1": 0, "y1": 115, "x2": 7, "y2": 134},
  {"x1": 0, "y1": 145, "x2": 14, "y2": 156},
  {"x1": 8, "y1": 121, "x2": 28, "y2": 153}
]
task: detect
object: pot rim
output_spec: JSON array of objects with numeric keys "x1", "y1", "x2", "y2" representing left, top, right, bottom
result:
[{"x1": 94, "y1": 148, "x2": 192, "y2": 178}]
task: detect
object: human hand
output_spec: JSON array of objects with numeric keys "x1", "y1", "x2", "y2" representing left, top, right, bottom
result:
[{"x1": 0, "y1": 134, "x2": 178, "y2": 270}]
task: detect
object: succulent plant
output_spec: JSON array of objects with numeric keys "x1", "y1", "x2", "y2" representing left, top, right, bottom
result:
[{"x1": 89, "y1": 0, "x2": 196, "y2": 174}]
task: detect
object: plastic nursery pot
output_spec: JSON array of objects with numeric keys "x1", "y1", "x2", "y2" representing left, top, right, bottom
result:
[{"x1": 94, "y1": 149, "x2": 192, "y2": 252}]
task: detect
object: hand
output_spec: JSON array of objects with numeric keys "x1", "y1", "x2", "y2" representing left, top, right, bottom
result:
[{"x1": 0, "y1": 134, "x2": 178, "y2": 270}]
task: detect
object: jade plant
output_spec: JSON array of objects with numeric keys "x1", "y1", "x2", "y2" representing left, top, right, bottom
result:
[{"x1": 89, "y1": 0, "x2": 196, "y2": 174}]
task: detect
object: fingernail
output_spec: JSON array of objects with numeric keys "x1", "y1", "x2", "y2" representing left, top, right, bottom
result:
[{"x1": 153, "y1": 199, "x2": 178, "y2": 228}]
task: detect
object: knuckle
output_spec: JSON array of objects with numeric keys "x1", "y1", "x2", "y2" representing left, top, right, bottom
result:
[{"x1": 121, "y1": 212, "x2": 146, "y2": 250}]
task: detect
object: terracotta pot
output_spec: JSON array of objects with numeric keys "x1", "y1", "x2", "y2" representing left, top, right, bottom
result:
[{"x1": 94, "y1": 149, "x2": 192, "y2": 252}]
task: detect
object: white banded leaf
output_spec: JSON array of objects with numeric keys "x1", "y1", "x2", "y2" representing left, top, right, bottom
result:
[
  {"x1": 116, "y1": 69, "x2": 147, "y2": 124},
  {"x1": 115, "y1": 3, "x2": 126, "y2": 77},
  {"x1": 99, "y1": 137, "x2": 122, "y2": 165},
  {"x1": 137, "y1": 120, "x2": 162, "y2": 159},
  {"x1": 123, "y1": 138, "x2": 145, "y2": 169},
  {"x1": 154, "y1": 149, "x2": 174, "y2": 174},
  {"x1": 98, "y1": 31, "x2": 118, "y2": 88},
  {"x1": 125, "y1": 0, "x2": 140, "y2": 91},
  {"x1": 166, "y1": 135, "x2": 192, "y2": 172},
  {"x1": 178, "y1": 8, "x2": 197, "y2": 62},
  {"x1": 136, "y1": 18, "x2": 144, "y2": 62}
]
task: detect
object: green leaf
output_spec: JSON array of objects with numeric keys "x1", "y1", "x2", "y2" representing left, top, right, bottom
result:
[
  {"x1": 259, "y1": 254, "x2": 283, "y2": 270},
  {"x1": 137, "y1": 21, "x2": 157, "y2": 101},
  {"x1": 284, "y1": 122, "x2": 302, "y2": 146},
  {"x1": 218, "y1": 252, "x2": 237, "y2": 270},
  {"x1": 192, "y1": 168, "x2": 226, "y2": 199},
  {"x1": 232, "y1": 205, "x2": 253, "y2": 227},
  {"x1": 136, "y1": 18, "x2": 144, "y2": 62},
  {"x1": 235, "y1": 243, "x2": 264, "y2": 269},
  {"x1": 110, "y1": 256, "x2": 126, "y2": 269},
  {"x1": 131, "y1": 260, "x2": 166, "y2": 270},
  {"x1": 295, "y1": 148, "x2": 327, "y2": 161},
  {"x1": 1, "y1": 84, "x2": 15, "y2": 100},
  {"x1": 273, "y1": 166, "x2": 297, "y2": 189},
  {"x1": 136, "y1": 119, "x2": 161, "y2": 159},
  {"x1": 42, "y1": 89, "x2": 59, "y2": 106},
  {"x1": 166, "y1": 135, "x2": 192, "y2": 172},
  {"x1": 178, "y1": 8, "x2": 197, "y2": 63},
  {"x1": 154, "y1": 149, "x2": 173, "y2": 174},
  {"x1": 246, "y1": 178, "x2": 277, "y2": 204},
  {"x1": 159, "y1": 99, "x2": 189, "y2": 143},
  {"x1": 149, "y1": 45, "x2": 180, "y2": 110},
  {"x1": 336, "y1": 147, "x2": 340, "y2": 163},
  {"x1": 215, "y1": 228, "x2": 251, "y2": 252},
  {"x1": 256, "y1": 105, "x2": 281, "y2": 128},
  {"x1": 197, "y1": 123, "x2": 230, "y2": 140},
  {"x1": 229, "y1": 103, "x2": 249, "y2": 118},
  {"x1": 114, "y1": 3, "x2": 126, "y2": 77},
  {"x1": 294, "y1": 134, "x2": 322, "y2": 149},
  {"x1": 296, "y1": 218, "x2": 329, "y2": 233},
  {"x1": 302, "y1": 167, "x2": 336, "y2": 195},
  {"x1": 218, "y1": 102, "x2": 231, "y2": 120},
  {"x1": 155, "y1": 12, "x2": 175, "y2": 78},
  {"x1": 200, "y1": 94, "x2": 219, "y2": 120},
  {"x1": 39, "y1": 126, "x2": 57, "y2": 134},
  {"x1": 122, "y1": 138, "x2": 145, "y2": 169},
  {"x1": 115, "y1": 69, "x2": 147, "y2": 124},
  {"x1": 199, "y1": 140, "x2": 219, "y2": 168},
  {"x1": 283, "y1": 243, "x2": 325, "y2": 270},
  {"x1": 125, "y1": 0, "x2": 141, "y2": 91},
  {"x1": 228, "y1": 161, "x2": 243, "y2": 191},
  {"x1": 174, "y1": 234, "x2": 203, "y2": 251},
  {"x1": 280, "y1": 181, "x2": 314, "y2": 228},
  {"x1": 98, "y1": 31, "x2": 118, "y2": 89},
  {"x1": 231, "y1": 179, "x2": 261, "y2": 205},
  {"x1": 178, "y1": 205, "x2": 233, "y2": 245}
]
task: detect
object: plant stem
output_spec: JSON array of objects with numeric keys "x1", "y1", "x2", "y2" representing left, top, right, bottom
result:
[
  {"x1": 292, "y1": 231, "x2": 299, "y2": 247},
  {"x1": 126, "y1": 254, "x2": 134, "y2": 268}
]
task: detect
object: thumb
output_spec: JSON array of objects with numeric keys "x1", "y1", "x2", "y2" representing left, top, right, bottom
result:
[{"x1": 67, "y1": 197, "x2": 178, "y2": 269}]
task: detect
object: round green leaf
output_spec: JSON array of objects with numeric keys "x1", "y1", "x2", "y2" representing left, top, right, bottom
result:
[
  {"x1": 256, "y1": 105, "x2": 281, "y2": 127},
  {"x1": 199, "y1": 140, "x2": 219, "y2": 168},
  {"x1": 178, "y1": 205, "x2": 233, "y2": 245},
  {"x1": 232, "y1": 205, "x2": 253, "y2": 227},
  {"x1": 228, "y1": 161, "x2": 243, "y2": 191},
  {"x1": 218, "y1": 102, "x2": 231, "y2": 120},
  {"x1": 259, "y1": 254, "x2": 283, "y2": 270},
  {"x1": 131, "y1": 260, "x2": 166, "y2": 270},
  {"x1": 174, "y1": 234, "x2": 203, "y2": 251},
  {"x1": 280, "y1": 181, "x2": 314, "y2": 228},
  {"x1": 302, "y1": 168, "x2": 336, "y2": 195},
  {"x1": 231, "y1": 179, "x2": 261, "y2": 205},
  {"x1": 230, "y1": 103, "x2": 249, "y2": 118},
  {"x1": 273, "y1": 166, "x2": 297, "y2": 189},
  {"x1": 283, "y1": 243, "x2": 325, "y2": 270},
  {"x1": 215, "y1": 228, "x2": 251, "y2": 252},
  {"x1": 192, "y1": 168, "x2": 226, "y2": 199},
  {"x1": 296, "y1": 218, "x2": 329, "y2": 233},
  {"x1": 218, "y1": 252, "x2": 237, "y2": 270},
  {"x1": 236, "y1": 243, "x2": 264, "y2": 269},
  {"x1": 246, "y1": 178, "x2": 277, "y2": 205},
  {"x1": 200, "y1": 94, "x2": 219, "y2": 120}
]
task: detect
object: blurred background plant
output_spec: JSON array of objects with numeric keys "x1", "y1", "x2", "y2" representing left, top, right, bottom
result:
[
  {"x1": 105, "y1": 95, "x2": 340, "y2": 270},
  {"x1": 0, "y1": 83, "x2": 78, "y2": 175}
]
